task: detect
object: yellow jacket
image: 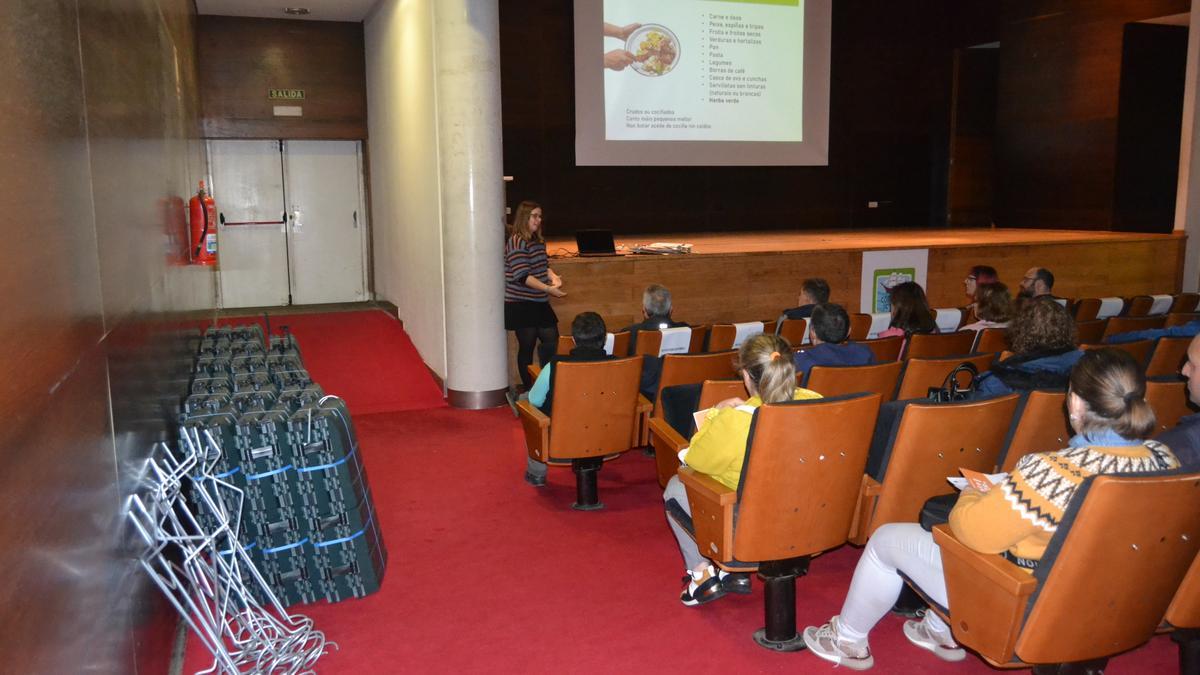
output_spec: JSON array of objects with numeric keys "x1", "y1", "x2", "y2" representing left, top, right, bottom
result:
[{"x1": 685, "y1": 388, "x2": 822, "y2": 490}]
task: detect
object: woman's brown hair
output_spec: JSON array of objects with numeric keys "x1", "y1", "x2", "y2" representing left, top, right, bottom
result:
[
  {"x1": 1068, "y1": 348, "x2": 1156, "y2": 440},
  {"x1": 887, "y1": 282, "x2": 938, "y2": 336},
  {"x1": 1008, "y1": 297, "x2": 1076, "y2": 354},
  {"x1": 736, "y1": 334, "x2": 795, "y2": 405},
  {"x1": 510, "y1": 200, "x2": 543, "y2": 242},
  {"x1": 974, "y1": 282, "x2": 1014, "y2": 323}
]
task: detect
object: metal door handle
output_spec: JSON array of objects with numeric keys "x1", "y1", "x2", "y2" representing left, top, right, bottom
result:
[{"x1": 353, "y1": 210, "x2": 358, "y2": 229}]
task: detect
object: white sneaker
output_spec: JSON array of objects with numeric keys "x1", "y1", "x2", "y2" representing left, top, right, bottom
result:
[
  {"x1": 803, "y1": 616, "x2": 874, "y2": 671},
  {"x1": 903, "y1": 614, "x2": 966, "y2": 662}
]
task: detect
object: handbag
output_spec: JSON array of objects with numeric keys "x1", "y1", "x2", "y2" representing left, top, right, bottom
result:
[{"x1": 927, "y1": 361, "x2": 978, "y2": 402}]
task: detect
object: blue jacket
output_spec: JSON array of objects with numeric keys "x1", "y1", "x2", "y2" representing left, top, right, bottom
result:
[
  {"x1": 975, "y1": 348, "x2": 1084, "y2": 396},
  {"x1": 1155, "y1": 412, "x2": 1200, "y2": 470},
  {"x1": 1107, "y1": 320, "x2": 1200, "y2": 344},
  {"x1": 795, "y1": 342, "x2": 875, "y2": 379}
]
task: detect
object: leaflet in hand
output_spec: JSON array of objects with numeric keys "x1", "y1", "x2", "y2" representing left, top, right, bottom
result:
[
  {"x1": 692, "y1": 407, "x2": 714, "y2": 432},
  {"x1": 947, "y1": 468, "x2": 1008, "y2": 492}
]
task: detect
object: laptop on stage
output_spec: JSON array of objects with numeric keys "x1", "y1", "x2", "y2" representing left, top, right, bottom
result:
[{"x1": 574, "y1": 229, "x2": 618, "y2": 256}]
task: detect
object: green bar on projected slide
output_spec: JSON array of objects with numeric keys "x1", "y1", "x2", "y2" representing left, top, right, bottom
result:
[{"x1": 708, "y1": 0, "x2": 800, "y2": 6}]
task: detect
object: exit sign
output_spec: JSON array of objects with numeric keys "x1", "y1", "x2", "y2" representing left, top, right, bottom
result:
[{"x1": 269, "y1": 89, "x2": 305, "y2": 100}]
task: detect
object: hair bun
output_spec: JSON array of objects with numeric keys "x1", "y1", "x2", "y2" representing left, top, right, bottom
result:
[{"x1": 1123, "y1": 391, "x2": 1140, "y2": 405}]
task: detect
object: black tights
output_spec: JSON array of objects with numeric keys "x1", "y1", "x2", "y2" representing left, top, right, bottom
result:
[{"x1": 515, "y1": 325, "x2": 558, "y2": 390}]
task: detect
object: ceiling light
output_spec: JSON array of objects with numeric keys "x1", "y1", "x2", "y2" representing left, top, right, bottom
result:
[{"x1": 283, "y1": 7, "x2": 310, "y2": 15}]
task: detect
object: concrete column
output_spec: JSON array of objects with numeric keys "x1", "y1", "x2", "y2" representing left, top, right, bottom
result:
[
  {"x1": 1174, "y1": 4, "x2": 1200, "y2": 292},
  {"x1": 434, "y1": 0, "x2": 508, "y2": 408}
]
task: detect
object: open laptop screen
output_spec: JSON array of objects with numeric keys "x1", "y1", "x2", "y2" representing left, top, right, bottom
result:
[{"x1": 575, "y1": 229, "x2": 617, "y2": 256}]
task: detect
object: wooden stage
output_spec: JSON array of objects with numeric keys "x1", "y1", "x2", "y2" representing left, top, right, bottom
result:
[{"x1": 538, "y1": 228, "x2": 1187, "y2": 333}]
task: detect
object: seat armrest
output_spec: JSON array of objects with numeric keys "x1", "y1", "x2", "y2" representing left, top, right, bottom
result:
[
  {"x1": 848, "y1": 474, "x2": 882, "y2": 545},
  {"x1": 679, "y1": 467, "x2": 738, "y2": 562},
  {"x1": 635, "y1": 394, "x2": 653, "y2": 446},
  {"x1": 517, "y1": 400, "x2": 550, "y2": 462},
  {"x1": 932, "y1": 524, "x2": 1038, "y2": 665},
  {"x1": 649, "y1": 417, "x2": 688, "y2": 488}
]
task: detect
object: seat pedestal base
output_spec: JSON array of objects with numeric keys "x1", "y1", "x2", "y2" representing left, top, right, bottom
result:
[
  {"x1": 752, "y1": 556, "x2": 812, "y2": 652},
  {"x1": 1031, "y1": 658, "x2": 1109, "y2": 675},
  {"x1": 1173, "y1": 629, "x2": 1198, "y2": 675},
  {"x1": 571, "y1": 458, "x2": 604, "y2": 511}
]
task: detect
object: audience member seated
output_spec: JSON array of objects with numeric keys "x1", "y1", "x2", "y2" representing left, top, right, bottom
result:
[
  {"x1": 664, "y1": 334, "x2": 821, "y2": 606},
  {"x1": 974, "y1": 297, "x2": 1082, "y2": 396},
  {"x1": 1154, "y1": 333, "x2": 1200, "y2": 469},
  {"x1": 802, "y1": 348, "x2": 1179, "y2": 671},
  {"x1": 778, "y1": 277, "x2": 830, "y2": 324},
  {"x1": 622, "y1": 284, "x2": 689, "y2": 400},
  {"x1": 523, "y1": 311, "x2": 612, "y2": 486},
  {"x1": 877, "y1": 282, "x2": 938, "y2": 341},
  {"x1": 960, "y1": 282, "x2": 1013, "y2": 332},
  {"x1": 794, "y1": 303, "x2": 874, "y2": 379},
  {"x1": 1017, "y1": 266, "x2": 1055, "y2": 301},
  {"x1": 961, "y1": 265, "x2": 998, "y2": 321}
]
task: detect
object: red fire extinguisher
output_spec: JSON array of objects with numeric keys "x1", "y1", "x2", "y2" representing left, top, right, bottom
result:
[{"x1": 189, "y1": 180, "x2": 218, "y2": 265}]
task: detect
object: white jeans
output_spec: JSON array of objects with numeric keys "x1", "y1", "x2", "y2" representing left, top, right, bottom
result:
[
  {"x1": 663, "y1": 475, "x2": 705, "y2": 570},
  {"x1": 839, "y1": 523, "x2": 951, "y2": 641}
]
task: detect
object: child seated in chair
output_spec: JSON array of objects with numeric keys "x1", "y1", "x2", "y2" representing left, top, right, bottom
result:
[
  {"x1": 523, "y1": 311, "x2": 611, "y2": 486},
  {"x1": 663, "y1": 334, "x2": 822, "y2": 606},
  {"x1": 802, "y1": 348, "x2": 1179, "y2": 671}
]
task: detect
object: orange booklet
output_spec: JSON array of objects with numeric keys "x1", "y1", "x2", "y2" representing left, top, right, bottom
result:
[{"x1": 960, "y1": 468, "x2": 1003, "y2": 492}]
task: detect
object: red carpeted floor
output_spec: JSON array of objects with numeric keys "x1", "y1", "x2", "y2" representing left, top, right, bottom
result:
[{"x1": 183, "y1": 312, "x2": 1180, "y2": 674}]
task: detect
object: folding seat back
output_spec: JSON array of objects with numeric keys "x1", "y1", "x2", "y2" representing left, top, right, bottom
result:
[
  {"x1": 635, "y1": 326, "x2": 693, "y2": 357},
  {"x1": 848, "y1": 313, "x2": 872, "y2": 341},
  {"x1": 1097, "y1": 297, "x2": 1126, "y2": 320},
  {"x1": 1148, "y1": 294, "x2": 1174, "y2": 316},
  {"x1": 803, "y1": 361, "x2": 902, "y2": 403},
  {"x1": 1081, "y1": 340, "x2": 1153, "y2": 369},
  {"x1": 688, "y1": 324, "x2": 710, "y2": 353},
  {"x1": 933, "y1": 308, "x2": 963, "y2": 333},
  {"x1": 1146, "y1": 336, "x2": 1193, "y2": 378},
  {"x1": 649, "y1": 376, "x2": 745, "y2": 489},
  {"x1": 696, "y1": 379, "x2": 748, "y2": 410},
  {"x1": 849, "y1": 393, "x2": 1019, "y2": 545},
  {"x1": 894, "y1": 353, "x2": 996, "y2": 401},
  {"x1": 1072, "y1": 298, "x2": 1101, "y2": 322},
  {"x1": 708, "y1": 321, "x2": 769, "y2": 352},
  {"x1": 1103, "y1": 315, "x2": 1167, "y2": 340},
  {"x1": 777, "y1": 318, "x2": 808, "y2": 347},
  {"x1": 1168, "y1": 312, "x2": 1200, "y2": 328},
  {"x1": 936, "y1": 472, "x2": 1200, "y2": 666},
  {"x1": 652, "y1": 351, "x2": 739, "y2": 417},
  {"x1": 1146, "y1": 378, "x2": 1198, "y2": 432},
  {"x1": 904, "y1": 331, "x2": 976, "y2": 360},
  {"x1": 861, "y1": 335, "x2": 904, "y2": 363},
  {"x1": 1124, "y1": 295, "x2": 1154, "y2": 317},
  {"x1": 972, "y1": 327, "x2": 1008, "y2": 354},
  {"x1": 1074, "y1": 319, "x2": 1107, "y2": 344},
  {"x1": 1172, "y1": 293, "x2": 1200, "y2": 314},
  {"x1": 996, "y1": 390, "x2": 1070, "y2": 473}
]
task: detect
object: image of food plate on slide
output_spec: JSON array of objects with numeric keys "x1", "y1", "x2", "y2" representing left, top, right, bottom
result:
[{"x1": 626, "y1": 24, "x2": 679, "y2": 77}]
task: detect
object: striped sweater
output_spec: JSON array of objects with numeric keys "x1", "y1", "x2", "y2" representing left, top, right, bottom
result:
[
  {"x1": 504, "y1": 234, "x2": 550, "y2": 302},
  {"x1": 948, "y1": 441, "x2": 1179, "y2": 563}
]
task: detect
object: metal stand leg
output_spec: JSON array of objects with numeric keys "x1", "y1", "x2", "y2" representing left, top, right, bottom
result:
[
  {"x1": 752, "y1": 556, "x2": 811, "y2": 652},
  {"x1": 1032, "y1": 658, "x2": 1110, "y2": 675},
  {"x1": 1174, "y1": 629, "x2": 1200, "y2": 675},
  {"x1": 571, "y1": 458, "x2": 604, "y2": 510}
]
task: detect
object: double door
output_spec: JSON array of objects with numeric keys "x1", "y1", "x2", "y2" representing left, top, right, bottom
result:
[{"x1": 209, "y1": 140, "x2": 369, "y2": 308}]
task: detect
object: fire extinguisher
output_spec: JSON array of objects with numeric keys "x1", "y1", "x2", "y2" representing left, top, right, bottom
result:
[{"x1": 189, "y1": 180, "x2": 218, "y2": 265}]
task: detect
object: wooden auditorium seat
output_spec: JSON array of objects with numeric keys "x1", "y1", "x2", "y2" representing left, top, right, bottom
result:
[
  {"x1": 688, "y1": 324, "x2": 709, "y2": 353},
  {"x1": 1097, "y1": 297, "x2": 1126, "y2": 320},
  {"x1": 1171, "y1": 292, "x2": 1200, "y2": 314},
  {"x1": 707, "y1": 321, "x2": 776, "y2": 352},
  {"x1": 1148, "y1": 294, "x2": 1175, "y2": 316},
  {"x1": 848, "y1": 393, "x2": 1019, "y2": 545},
  {"x1": 1074, "y1": 319, "x2": 1107, "y2": 345},
  {"x1": 1146, "y1": 378, "x2": 1198, "y2": 432},
  {"x1": 1124, "y1": 294, "x2": 1154, "y2": 317},
  {"x1": 904, "y1": 331, "x2": 976, "y2": 360},
  {"x1": 972, "y1": 327, "x2": 1008, "y2": 354},
  {"x1": 556, "y1": 335, "x2": 574, "y2": 356},
  {"x1": 933, "y1": 308, "x2": 963, "y2": 334},
  {"x1": 848, "y1": 313, "x2": 872, "y2": 341},
  {"x1": 803, "y1": 361, "x2": 903, "y2": 403},
  {"x1": 1102, "y1": 315, "x2": 1166, "y2": 341},
  {"x1": 1072, "y1": 298, "x2": 1102, "y2": 322},
  {"x1": 666, "y1": 393, "x2": 881, "y2": 651},
  {"x1": 649, "y1": 378, "x2": 747, "y2": 488},
  {"x1": 556, "y1": 330, "x2": 631, "y2": 357},
  {"x1": 861, "y1": 335, "x2": 904, "y2": 363},
  {"x1": 1168, "y1": 312, "x2": 1200, "y2": 328},
  {"x1": 1147, "y1": 336, "x2": 1194, "y2": 378},
  {"x1": 995, "y1": 390, "x2": 1070, "y2": 473},
  {"x1": 1165, "y1": 552, "x2": 1200, "y2": 674},
  {"x1": 641, "y1": 352, "x2": 740, "y2": 458},
  {"x1": 932, "y1": 471, "x2": 1200, "y2": 669},
  {"x1": 1081, "y1": 340, "x2": 1153, "y2": 369},
  {"x1": 777, "y1": 318, "x2": 808, "y2": 347},
  {"x1": 893, "y1": 353, "x2": 996, "y2": 401},
  {"x1": 516, "y1": 356, "x2": 650, "y2": 510}
]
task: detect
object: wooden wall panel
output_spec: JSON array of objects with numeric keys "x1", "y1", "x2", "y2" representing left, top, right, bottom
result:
[
  {"x1": 198, "y1": 16, "x2": 367, "y2": 139},
  {"x1": 995, "y1": 0, "x2": 1189, "y2": 230}
]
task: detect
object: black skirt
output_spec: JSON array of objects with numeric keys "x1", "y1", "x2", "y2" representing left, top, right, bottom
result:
[{"x1": 505, "y1": 301, "x2": 558, "y2": 331}]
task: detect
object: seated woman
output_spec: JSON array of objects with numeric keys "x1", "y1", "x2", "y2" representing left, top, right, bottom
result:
[
  {"x1": 802, "y1": 348, "x2": 1179, "y2": 670},
  {"x1": 663, "y1": 334, "x2": 821, "y2": 606},
  {"x1": 877, "y1": 281, "x2": 938, "y2": 340},
  {"x1": 960, "y1": 282, "x2": 1013, "y2": 332},
  {"x1": 961, "y1": 265, "x2": 999, "y2": 323},
  {"x1": 974, "y1": 297, "x2": 1082, "y2": 396}
]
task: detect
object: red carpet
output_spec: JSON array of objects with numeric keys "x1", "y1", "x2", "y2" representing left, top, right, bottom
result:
[
  {"x1": 182, "y1": 313, "x2": 1181, "y2": 674},
  {"x1": 215, "y1": 309, "x2": 446, "y2": 414}
]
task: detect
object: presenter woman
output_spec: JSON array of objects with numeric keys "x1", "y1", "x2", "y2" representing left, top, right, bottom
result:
[{"x1": 505, "y1": 201, "x2": 566, "y2": 392}]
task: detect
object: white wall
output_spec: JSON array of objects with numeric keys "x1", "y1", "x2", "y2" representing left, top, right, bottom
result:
[{"x1": 365, "y1": 0, "x2": 449, "y2": 377}]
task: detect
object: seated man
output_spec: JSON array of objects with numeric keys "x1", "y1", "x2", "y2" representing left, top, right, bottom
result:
[
  {"x1": 777, "y1": 277, "x2": 830, "y2": 325},
  {"x1": 523, "y1": 311, "x2": 612, "y2": 486},
  {"x1": 1154, "y1": 333, "x2": 1200, "y2": 470},
  {"x1": 622, "y1": 284, "x2": 688, "y2": 400},
  {"x1": 793, "y1": 303, "x2": 874, "y2": 378},
  {"x1": 1017, "y1": 266, "x2": 1055, "y2": 301}
]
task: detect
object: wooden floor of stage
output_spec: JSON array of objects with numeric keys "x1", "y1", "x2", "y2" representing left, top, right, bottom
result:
[{"x1": 545, "y1": 228, "x2": 1183, "y2": 258}]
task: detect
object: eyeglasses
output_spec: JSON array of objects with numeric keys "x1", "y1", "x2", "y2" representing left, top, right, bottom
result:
[{"x1": 965, "y1": 275, "x2": 977, "y2": 281}]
